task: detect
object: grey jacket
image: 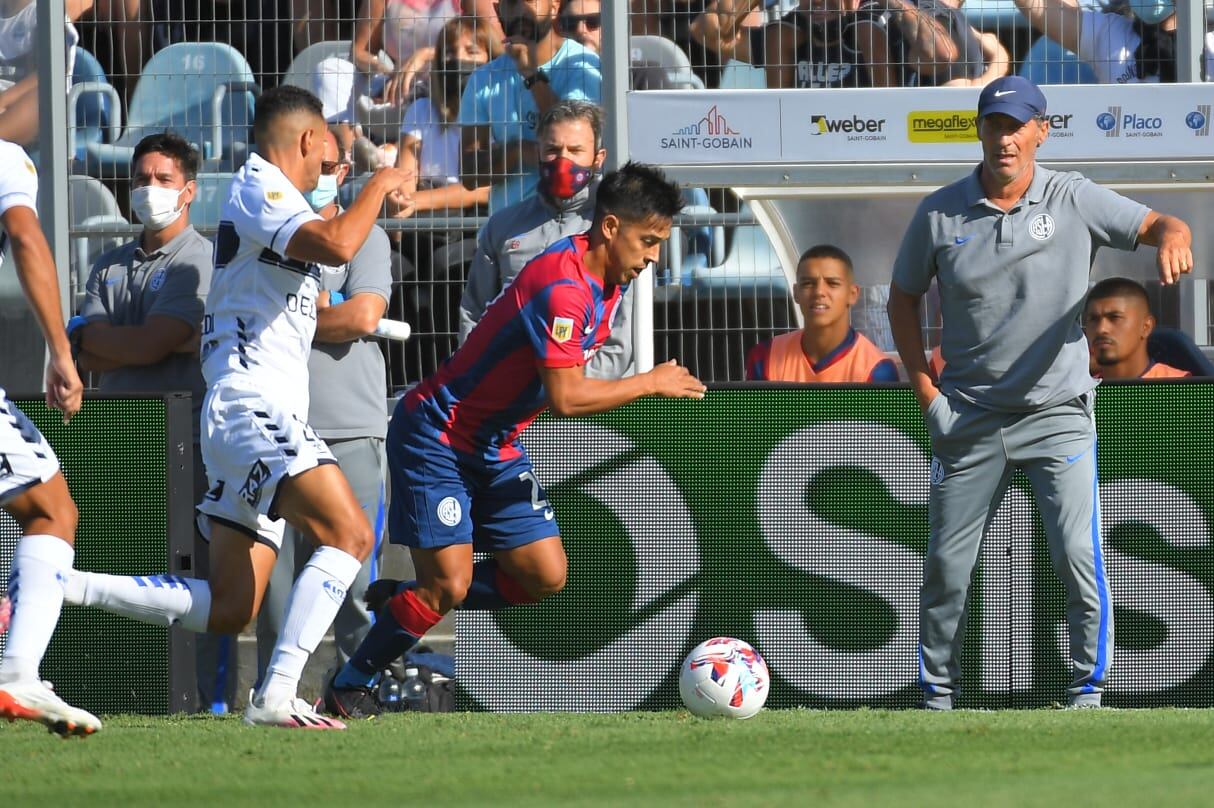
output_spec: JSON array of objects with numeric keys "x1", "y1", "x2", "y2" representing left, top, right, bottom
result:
[{"x1": 458, "y1": 185, "x2": 634, "y2": 379}]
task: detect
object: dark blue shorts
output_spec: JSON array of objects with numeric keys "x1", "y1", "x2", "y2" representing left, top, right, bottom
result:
[{"x1": 386, "y1": 406, "x2": 560, "y2": 552}]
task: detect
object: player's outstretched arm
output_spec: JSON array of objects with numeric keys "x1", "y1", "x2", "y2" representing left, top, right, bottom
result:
[
  {"x1": 4, "y1": 205, "x2": 83, "y2": 420},
  {"x1": 1138, "y1": 211, "x2": 1194, "y2": 286},
  {"x1": 540, "y1": 359, "x2": 706, "y2": 418},
  {"x1": 286, "y1": 165, "x2": 414, "y2": 266}
]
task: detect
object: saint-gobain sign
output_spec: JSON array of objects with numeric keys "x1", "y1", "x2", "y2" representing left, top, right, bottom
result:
[{"x1": 456, "y1": 385, "x2": 1214, "y2": 711}]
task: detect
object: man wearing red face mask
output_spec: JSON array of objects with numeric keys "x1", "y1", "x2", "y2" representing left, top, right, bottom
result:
[{"x1": 458, "y1": 100, "x2": 634, "y2": 378}]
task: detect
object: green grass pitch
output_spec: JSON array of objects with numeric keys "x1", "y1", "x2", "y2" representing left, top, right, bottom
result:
[{"x1": 6, "y1": 709, "x2": 1214, "y2": 805}]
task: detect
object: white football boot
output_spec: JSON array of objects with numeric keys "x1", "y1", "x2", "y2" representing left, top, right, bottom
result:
[
  {"x1": 0, "y1": 679, "x2": 102, "y2": 737},
  {"x1": 243, "y1": 694, "x2": 347, "y2": 730}
]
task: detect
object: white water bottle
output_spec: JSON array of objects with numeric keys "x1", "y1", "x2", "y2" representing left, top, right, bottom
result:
[{"x1": 373, "y1": 318, "x2": 412, "y2": 341}]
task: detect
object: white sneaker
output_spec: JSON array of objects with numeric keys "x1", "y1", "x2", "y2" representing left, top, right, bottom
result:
[
  {"x1": 0, "y1": 679, "x2": 102, "y2": 737},
  {"x1": 243, "y1": 695, "x2": 347, "y2": 730}
]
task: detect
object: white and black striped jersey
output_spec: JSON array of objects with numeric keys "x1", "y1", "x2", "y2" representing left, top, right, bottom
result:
[
  {"x1": 0, "y1": 138, "x2": 39, "y2": 270},
  {"x1": 202, "y1": 153, "x2": 323, "y2": 408}
]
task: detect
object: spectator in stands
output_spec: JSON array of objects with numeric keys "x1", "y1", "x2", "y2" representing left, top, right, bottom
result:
[
  {"x1": 350, "y1": 0, "x2": 501, "y2": 110},
  {"x1": 0, "y1": 0, "x2": 90, "y2": 148},
  {"x1": 70, "y1": 132, "x2": 236, "y2": 711},
  {"x1": 459, "y1": 100, "x2": 633, "y2": 378},
  {"x1": 391, "y1": 15, "x2": 492, "y2": 217},
  {"x1": 559, "y1": 0, "x2": 601, "y2": 54},
  {"x1": 691, "y1": 0, "x2": 1005, "y2": 89},
  {"x1": 257, "y1": 127, "x2": 393, "y2": 689},
  {"x1": 746, "y1": 244, "x2": 898, "y2": 382},
  {"x1": 1085, "y1": 277, "x2": 1191, "y2": 379},
  {"x1": 1012, "y1": 0, "x2": 1214, "y2": 83},
  {"x1": 460, "y1": 0, "x2": 602, "y2": 213}
]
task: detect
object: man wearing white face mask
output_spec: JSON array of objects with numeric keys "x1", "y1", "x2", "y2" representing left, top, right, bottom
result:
[
  {"x1": 74, "y1": 131, "x2": 211, "y2": 400},
  {"x1": 72, "y1": 131, "x2": 231, "y2": 712}
]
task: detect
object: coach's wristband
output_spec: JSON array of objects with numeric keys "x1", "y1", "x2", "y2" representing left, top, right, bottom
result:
[{"x1": 66, "y1": 315, "x2": 87, "y2": 358}]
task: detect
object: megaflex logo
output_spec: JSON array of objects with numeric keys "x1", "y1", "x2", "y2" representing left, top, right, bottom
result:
[
  {"x1": 907, "y1": 110, "x2": 977, "y2": 143},
  {"x1": 660, "y1": 104, "x2": 754, "y2": 150},
  {"x1": 1186, "y1": 105, "x2": 1211, "y2": 137},
  {"x1": 810, "y1": 113, "x2": 887, "y2": 142},
  {"x1": 1096, "y1": 106, "x2": 1163, "y2": 138}
]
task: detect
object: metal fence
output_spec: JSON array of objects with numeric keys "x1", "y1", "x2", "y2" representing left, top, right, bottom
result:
[{"x1": 9, "y1": 0, "x2": 1212, "y2": 391}]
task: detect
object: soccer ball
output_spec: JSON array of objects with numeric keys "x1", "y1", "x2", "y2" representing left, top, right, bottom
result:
[{"x1": 678, "y1": 637, "x2": 769, "y2": 719}]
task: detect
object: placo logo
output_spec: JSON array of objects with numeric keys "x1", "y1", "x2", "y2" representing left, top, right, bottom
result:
[
  {"x1": 810, "y1": 114, "x2": 887, "y2": 142},
  {"x1": 660, "y1": 104, "x2": 754, "y2": 150},
  {"x1": 1187, "y1": 106, "x2": 1210, "y2": 136},
  {"x1": 1098, "y1": 106, "x2": 1163, "y2": 138},
  {"x1": 907, "y1": 111, "x2": 977, "y2": 143}
]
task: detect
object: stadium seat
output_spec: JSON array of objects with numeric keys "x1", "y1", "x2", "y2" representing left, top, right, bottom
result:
[
  {"x1": 66, "y1": 48, "x2": 120, "y2": 165},
  {"x1": 685, "y1": 205, "x2": 786, "y2": 292},
  {"x1": 282, "y1": 40, "x2": 353, "y2": 91},
  {"x1": 68, "y1": 176, "x2": 128, "y2": 304},
  {"x1": 83, "y1": 42, "x2": 260, "y2": 179},
  {"x1": 1147, "y1": 328, "x2": 1214, "y2": 377},
  {"x1": 629, "y1": 35, "x2": 705, "y2": 90},
  {"x1": 1018, "y1": 35, "x2": 1098, "y2": 85},
  {"x1": 718, "y1": 59, "x2": 767, "y2": 90},
  {"x1": 188, "y1": 173, "x2": 236, "y2": 231},
  {"x1": 661, "y1": 187, "x2": 724, "y2": 286}
]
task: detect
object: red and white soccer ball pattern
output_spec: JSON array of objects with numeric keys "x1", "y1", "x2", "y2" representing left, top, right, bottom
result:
[{"x1": 678, "y1": 637, "x2": 770, "y2": 719}]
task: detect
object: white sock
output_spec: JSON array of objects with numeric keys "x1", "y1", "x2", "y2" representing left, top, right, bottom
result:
[
  {"x1": 258, "y1": 546, "x2": 362, "y2": 706},
  {"x1": 0, "y1": 535, "x2": 74, "y2": 683},
  {"x1": 62, "y1": 570, "x2": 211, "y2": 633}
]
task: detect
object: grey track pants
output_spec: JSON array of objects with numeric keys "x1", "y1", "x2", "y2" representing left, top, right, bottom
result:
[{"x1": 919, "y1": 391, "x2": 1112, "y2": 707}]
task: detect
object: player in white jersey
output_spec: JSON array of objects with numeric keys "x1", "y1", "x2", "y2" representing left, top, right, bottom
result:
[
  {"x1": 0, "y1": 139, "x2": 102, "y2": 737},
  {"x1": 57, "y1": 86, "x2": 414, "y2": 729}
]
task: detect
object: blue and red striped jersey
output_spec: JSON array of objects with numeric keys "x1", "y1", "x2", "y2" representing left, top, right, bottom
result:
[{"x1": 405, "y1": 233, "x2": 622, "y2": 461}]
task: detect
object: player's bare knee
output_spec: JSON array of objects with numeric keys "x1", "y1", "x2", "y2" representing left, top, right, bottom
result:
[
  {"x1": 433, "y1": 572, "x2": 472, "y2": 613},
  {"x1": 525, "y1": 567, "x2": 567, "y2": 601}
]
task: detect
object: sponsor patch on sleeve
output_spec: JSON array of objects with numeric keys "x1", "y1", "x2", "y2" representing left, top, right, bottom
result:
[
  {"x1": 265, "y1": 189, "x2": 284, "y2": 202},
  {"x1": 551, "y1": 316, "x2": 574, "y2": 343},
  {"x1": 23, "y1": 158, "x2": 36, "y2": 175}
]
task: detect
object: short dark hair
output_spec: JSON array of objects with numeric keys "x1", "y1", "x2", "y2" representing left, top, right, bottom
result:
[
  {"x1": 539, "y1": 100, "x2": 604, "y2": 151},
  {"x1": 253, "y1": 85, "x2": 325, "y2": 144},
  {"x1": 799, "y1": 244, "x2": 854, "y2": 278},
  {"x1": 593, "y1": 161, "x2": 683, "y2": 227},
  {"x1": 132, "y1": 131, "x2": 199, "y2": 180},
  {"x1": 1086, "y1": 277, "x2": 1151, "y2": 311}
]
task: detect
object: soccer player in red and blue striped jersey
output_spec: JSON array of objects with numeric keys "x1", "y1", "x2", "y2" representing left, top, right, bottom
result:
[{"x1": 323, "y1": 162, "x2": 706, "y2": 717}]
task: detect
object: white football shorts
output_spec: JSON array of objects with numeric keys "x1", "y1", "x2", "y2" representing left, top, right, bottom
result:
[
  {"x1": 0, "y1": 387, "x2": 60, "y2": 505},
  {"x1": 195, "y1": 382, "x2": 335, "y2": 551}
]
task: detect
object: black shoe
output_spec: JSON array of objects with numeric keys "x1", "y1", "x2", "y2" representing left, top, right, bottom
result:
[
  {"x1": 320, "y1": 672, "x2": 381, "y2": 719},
  {"x1": 365, "y1": 578, "x2": 404, "y2": 613}
]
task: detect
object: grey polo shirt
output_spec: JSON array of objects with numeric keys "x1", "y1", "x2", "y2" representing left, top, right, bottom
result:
[
  {"x1": 892, "y1": 165, "x2": 1149, "y2": 412},
  {"x1": 80, "y1": 225, "x2": 213, "y2": 438},
  {"x1": 307, "y1": 223, "x2": 392, "y2": 440}
]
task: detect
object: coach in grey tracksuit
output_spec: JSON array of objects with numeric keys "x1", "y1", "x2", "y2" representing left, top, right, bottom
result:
[
  {"x1": 458, "y1": 100, "x2": 633, "y2": 379},
  {"x1": 887, "y1": 76, "x2": 1193, "y2": 709}
]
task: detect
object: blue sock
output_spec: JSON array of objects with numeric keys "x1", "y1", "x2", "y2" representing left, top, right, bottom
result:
[
  {"x1": 458, "y1": 560, "x2": 512, "y2": 610},
  {"x1": 333, "y1": 608, "x2": 420, "y2": 689}
]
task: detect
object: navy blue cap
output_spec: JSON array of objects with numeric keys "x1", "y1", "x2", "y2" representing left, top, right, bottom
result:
[{"x1": 977, "y1": 76, "x2": 1047, "y2": 123}]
